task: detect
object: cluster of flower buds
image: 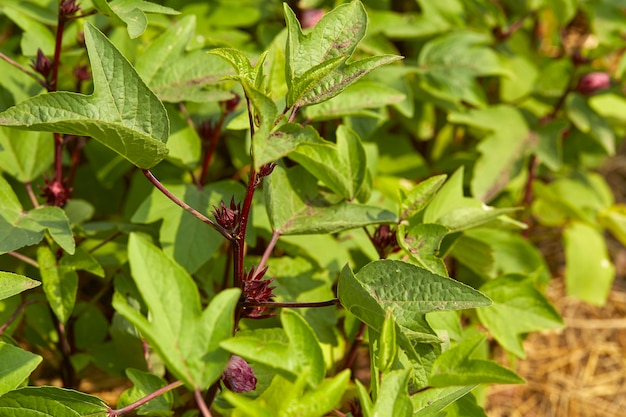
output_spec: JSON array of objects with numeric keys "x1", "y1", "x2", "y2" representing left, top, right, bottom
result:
[
  {"x1": 40, "y1": 178, "x2": 72, "y2": 207},
  {"x1": 60, "y1": 0, "x2": 80, "y2": 17},
  {"x1": 241, "y1": 265, "x2": 276, "y2": 319},
  {"x1": 212, "y1": 197, "x2": 242, "y2": 232},
  {"x1": 221, "y1": 355, "x2": 257, "y2": 393},
  {"x1": 371, "y1": 224, "x2": 399, "y2": 258}
]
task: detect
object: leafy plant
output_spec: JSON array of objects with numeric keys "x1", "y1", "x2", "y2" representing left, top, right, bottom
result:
[{"x1": 0, "y1": 0, "x2": 624, "y2": 416}]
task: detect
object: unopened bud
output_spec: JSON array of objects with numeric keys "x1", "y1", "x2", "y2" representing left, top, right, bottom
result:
[
  {"x1": 222, "y1": 355, "x2": 257, "y2": 393},
  {"x1": 32, "y1": 49, "x2": 52, "y2": 79},
  {"x1": 576, "y1": 72, "x2": 610, "y2": 95}
]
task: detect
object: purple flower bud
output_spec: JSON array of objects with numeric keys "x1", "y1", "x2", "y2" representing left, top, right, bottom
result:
[
  {"x1": 300, "y1": 9, "x2": 325, "y2": 29},
  {"x1": 74, "y1": 65, "x2": 90, "y2": 82},
  {"x1": 212, "y1": 197, "x2": 241, "y2": 231},
  {"x1": 60, "y1": 0, "x2": 80, "y2": 16},
  {"x1": 32, "y1": 49, "x2": 52, "y2": 79},
  {"x1": 222, "y1": 355, "x2": 257, "y2": 393},
  {"x1": 576, "y1": 72, "x2": 611, "y2": 95}
]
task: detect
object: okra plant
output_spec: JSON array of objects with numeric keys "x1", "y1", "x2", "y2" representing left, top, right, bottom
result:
[{"x1": 0, "y1": 0, "x2": 624, "y2": 416}]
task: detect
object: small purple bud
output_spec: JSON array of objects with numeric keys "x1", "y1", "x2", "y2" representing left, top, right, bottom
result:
[
  {"x1": 60, "y1": 0, "x2": 80, "y2": 16},
  {"x1": 222, "y1": 355, "x2": 257, "y2": 393},
  {"x1": 576, "y1": 72, "x2": 610, "y2": 95},
  {"x1": 74, "y1": 65, "x2": 90, "y2": 82},
  {"x1": 32, "y1": 49, "x2": 52, "y2": 79},
  {"x1": 300, "y1": 9, "x2": 324, "y2": 29}
]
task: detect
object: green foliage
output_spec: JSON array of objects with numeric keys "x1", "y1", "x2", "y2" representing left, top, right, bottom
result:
[{"x1": 0, "y1": 0, "x2": 623, "y2": 415}]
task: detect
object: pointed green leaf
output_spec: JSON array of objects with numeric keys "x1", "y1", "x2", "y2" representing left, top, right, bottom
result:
[
  {"x1": 283, "y1": 370, "x2": 350, "y2": 417},
  {"x1": 0, "y1": 128, "x2": 52, "y2": 182},
  {"x1": 0, "y1": 342, "x2": 42, "y2": 396},
  {"x1": 282, "y1": 309, "x2": 326, "y2": 386},
  {"x1": 400, "y1": 174, "x2": 447, "y2": 221},
  {"x1": 377, "y1": 309, "x2": 398, "y2": 373},
  {"x1": 265, "y1": 165, "x2": 396, "y2": 234},
  {"x1": 59, "y1": 247, "x2": 104, "y2": 278},
  {"x1": 38, "y1": 246, "x2": 78, "y2": 325},
  {"x1": 437, "y1": 206, "x2": 521, "y2": 233},
  {"x1": 564, "y1": 222, "x2": 615, "y2": 305},
  {"x1": 566, "y1": 93, "x2": 615, "y2": 155},
  {"x1": 372, "y1": 370, "x2": 413, "y2": 417},
  {"x1": 136, "y1": 16, "x2": 232, "y2": 103},
  {"x1": 0, "y1": 386, "x2": 108, "y2": 417},
  {"x1": 208, "y1": 48, "x2": 268, "y2": 89},
  {"x1": 254, "y1": 123, "x2": 324, "y2": 169},
  {"x1": 220, "y1": 329, "x2": 292, "y2": 377},
  {"x1": 477, "y1": 275, "x2": 564, "y2": 358},
  {"x1": 286, "y1": 56, "x2": 345, "y2": 108},
  {"x1": 0, "y1": 272, "x2": 40, "y2": 300},
  {"x1": 113, "y1": 233, "x2": 240, "y2": 389},
  {"x1": 0, "y1": 23, "x2": 169, "y2": 169},
  {"x1": 599, "y1": 204, "x2": 626, "y2": 247},
  {"x1": 92, "y1": 0, "x2": 179, "y2": 39},
  {"x1": 429, "y1": 333, "x2": 524, "y2": 386},
  {"x1": 398, "y1": 223, "x2": 449, "y2": 277},
  {"x1": 117, "y1": 369, "x2": 173, "y2": 416},
  {"x1": 132, "y1": 181, "x2": 245, "y2": 273},
  {"x1": 412, "y1": 385, "x2": 476, "y2": 417}
]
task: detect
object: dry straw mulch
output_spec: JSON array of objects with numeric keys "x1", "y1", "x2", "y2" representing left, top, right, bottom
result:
[{"x1": 487, "y1": 278, "x2": 626, "y2": 417}]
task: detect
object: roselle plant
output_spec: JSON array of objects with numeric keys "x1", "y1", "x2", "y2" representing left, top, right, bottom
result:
[{"x1": 0, "y1": 0, "x2": 624, "y2": 416}]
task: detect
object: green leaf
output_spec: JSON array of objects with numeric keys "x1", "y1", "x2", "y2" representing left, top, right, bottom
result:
[
  {"x1": 400, "y1": 175, "x2": 447, "y2": 221},
  {"x1": 0, "y1": 175, "x2": 75, "y2": 254},
  {"x1": 398, "y1": 224, "x2": 449, "y2": 277},
  {"x1": 281, "y1": 370, "x2": 351, "y2": 417},
  {"x1": 254, "y1": 124, "x2": 324, "y2": 170},
  {"x1": 372, "y1": 370, "x2": 413, "y2": 417},
  {"x1": 92, "y1": 0, "x2": 179, "y2": 39},
  {"x1": 265, "y1": 165, "x2": 396, "y2": 235},
  {"x1": 418, "y1": 31, "x2": 507, "y2": 107},
  {"x1": 429, "y1": 333, "x2": 524, "y2": 386},
  {"x1": 289, "y1": 125, "x2": 368, "y2": 200},
  {"x1": 117, "y1": 369, "x2": 173, "y2": 416},
  {"x1": 0, "y1": 23, "x2": 169, "y2": 169},
  {"x1": 0, "y1": 272, "x2": 40, "y2": 300},
  {"x1": 284, "y1": 1, "x2": 401, "y2": 108},
  {"x1": 477, "y1": 275, "x2": 564, "y2": 358},
  {"x1": 0, "y1": 386, "x2": 108, "y2": 416},
  {"x1": 564, "y1": 222, "x2": 615, "y2": 306},
  {"x1": 281, "y1": 310, "x2": 326, "y2": 386},
  {"x1": 38, "y1": 246, "x2": 78, "y2": 325},
  {"x1": 0, "y1": 128, "x2": 52, "y2": 182},
  {"x1": 599, "y1": 204, "x2": 626, "y2": 247},
  {"x1": 377, "y1": 309, "x2": 398, "y2": 373},
  {"x1": 58, "y1": 247, "x2": 105, "y2": 278},
  {"x1": 112, "y1": 233, "x2": 240, "y2": 389},
  {"x1": 565, "y1": 93, "x2": 615, "y2": 155},
  {"x1": 132, "y1": 181, "x2": 245, "y2": 273},
  {"x1": 437, "y1": 206, "x2": 521, "y2": 233},
  {"x1": 412, "y1": 385, "x2": 476, "y2": 417},
  {"x1": 448, "y1": 105, "x2": 531, "y2": 202},
  {"x1": 0, "y1": 342, "x2": 42, "y2": 396},
  {"x1": 208, "y1": 48, "x2": 267, "y2": 89},
  {"x1": 220, "y1": 329, "x2": 292, "y2": 378},
  {"x1": 136, "y1": 16, "x2": 232, "y2": 103}
]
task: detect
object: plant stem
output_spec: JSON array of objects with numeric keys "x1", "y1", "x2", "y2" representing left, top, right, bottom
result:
[
  {"x1": 0, "y1": 52, "x2": 47, "y2": 88},
  {"x1": 108, "y1": 380, "x2": 184, "y2": 416},
  {"x1": 194, "y1": 388, "x2": 213, "y2": 417},
  {"x1": 344, "y1": 322, "x2": 367, "y2": 372},
  {"x1": 242, "y1": 299, "x2": 339, "y2": 308},
  {"x1": 142, "y1": 169, "x2": 234, "y2": 241},
  {"x1": 51, "y1": 6, "x2": 67, "y2": 92},
  {"x1": 257, "y1": 230, "x2": 280, "y2": 273},
  {"x1": 233, "y1": 169, "x2": 258, "y2": 288},
  {"x1": 24, "y1": 182, "x2": 40, "y2": 208},
  {"x1": 87, "y1": 231, "x2": 122, "y2": 253},
  {"x1": 7, "y1": 251, "x2": 39, "y2": 268},
  {"x1": 0, "y1": 299, "x2": 37, "y2": 335}
]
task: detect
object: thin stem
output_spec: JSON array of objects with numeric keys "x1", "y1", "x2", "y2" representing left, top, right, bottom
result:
[
  {"x1": 54, "y1": 133, "x2": 64, "y2": 185},
  {"x1": 257, "y1": 230, "x2": 280, "y2": 273},
  {"x1": 0, "y1": 52, "x2": 47, "y2": 88},
  {"x1": 344, "y1": 322, "x2": 367, "y2": 372},
  {"x1": 108, "y1": 380, "x2": 184, "y2": 416},
  {"x1": 24, "y1": 182, "x2": 40, "y2": 208},
  {"x1": 7, "y1": 251, "x2": 39, "y2": 268},
  {"x1": 288, "y1": 105, "x2": 299, "y2": 123},
  {"x1": 194, "y1": 388, "x2": 213, "y2": 417},
  {"x1": 0, "y1": 299, "x2": 37, "y2": 335},
  {"x1": 88, "y1": 231, "x2": 122, "y2": 253},
  {"x1": 50, "y1": 8, "x2": 67, "y2": 92},
  {"x1": 242, "y1": 299, "x2": 339, "y2": 309},
  {"x1": 142, "y1": 169, "x2": 234, "y2": 241},
  {"x1": 233, "y1": 169, "x2": 258, "y2": 288},
  {"x1": 57, "y1": 320, "x2": 75, "y2": 387}
]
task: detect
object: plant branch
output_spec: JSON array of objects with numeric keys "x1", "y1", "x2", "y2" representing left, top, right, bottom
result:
[
  {"x1": 0, "y1": 299, "x2": 37, "y2": 335},
  {"x1": 87, "y1": 231, "x2": 122, "y2": 253},
  {"x1": 195, "y1": 388, "x2": 213, "y2": 417},
  {"x1": 7, "y1": 251, "x2": 39, "y2": 268},
  {"x1": 242, "y1": 299, "x2": 339, "y2": 308},
  {"x1": 24, "y1": 182, "x2": 40, "y2": 208},
  {"x1": 343, "y1": 322, "x2": 367, "y2": 372},
  {"x1": 108, "y1": 380, "x2": 184, "y2": 416},
  {"x1": 0, "y1": 52, "x2": 48, "y2": 88},
  {"x1": 257, "y1": 230, "x2": 280, "y2": 273},
  {"x1": 141, "y1": 169, "x2": 234, "y2": 241}
]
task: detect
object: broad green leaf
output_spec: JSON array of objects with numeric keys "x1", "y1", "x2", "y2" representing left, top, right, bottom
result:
[
  {"x1": 0, "y1": 128, "x2": 52, "y2": 182},
  {"x1": 564, "y1": 222, "x2": 615, "y2": 306},
  {"x1": 0, "y1": 342, "x2": 42, "y2": 396},
  {"x1": 450, "y1": 234, "x2": 496, "y2": 279},
  {"x1": 429, "y1": 333, "x2": 524, "y2": 386},
  {"x1": 289, "y1": 125, "x2": 367, "y2": 200},
  {"x1": 220, "y1": 329, "x2": 292, "y2": 378},
  {"x1": 566, "y1": 93, "x2": 615, "y2": 155},
  {"x1": 132, "y1": 181, "x2": 245, "y2": 274},
  {"x1": 280, "y1": 370, "x2": 351, "y2": 417},
  {"x1": 92, "y1": 0, "x2": 179, "y2": 39},
  {"x1": 265, "y1": 165, "x2": 396, "y2": 235},
  {"x1": 165, "y1": 106, "x2": 201, "y2": 168},
  {"x1": 534, "y1": 119, "x2": 568, "y2": 171},
  {"x1": 477, "y1": 275, "x2": 564, "y2": 358},
  {"x1": 113, "y1": 233, "x2": 240, "y2": 389},
  {"x1": 423, "y1": 167, "x2": 471, "y2": 224},
  {"x1": 0, "y1": 386, "x2": 108, "y2": 416},
  {"x1": 418, "y1": 31, "x2": 507, "y2": 107},
  {"x1": 372, "y1": 370, "x2": 413, "y2": 417},
  {"x1": 400, "y1": 175, "x2": 447, "y2": 221},
  {"x1": 136, "y1": 16, "x2": 232, "y2": 103},
  {"x1": 0, "y1": 176, "x2": 75, "y2": 254},
  {"x1": 442, "y1": 393, "x2": 488, "y2": 417},
  {"x1": 0, "y1": 272, "x2": 40, "y2": 300},
  {"x1": 0, "y1": 23, "x2": 169, "y2": 169},
  {"x1": 303, "y1": 81, "x2": 406, "y2": 121},
  {"x1": 412, "y1": 385, "x2": 476, "y2": 417},
  {"x1": 284, "y1": 1, "x2": 401, "y2": 108},
  {"x1": 599, "y1": 204, "x2": 626, "y2": 247},
  {"x1": 59, "y1": 247, "x2": 105, "y2": 278},
  {"x1": 437, "y1": 206, "x2": 521, "y2": 233},
  {"x1": 281, "y1": 310, "x2": 326, "y2": 386},
  {"x1": 254, "y1": 124, "x2": 324, "y2": 170},
  {"x1": 398, "y1": 224, "x2": 449, "y2": 277},
  {"x1": 117, "y1": 368, "x2": 173, "y2": 416},
  {"x1": 38, "y1": 246, "x2": 78, "y2": 325},
  {"x1": 448, "y1": 106, "x2": 531, "y2": 202}
]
